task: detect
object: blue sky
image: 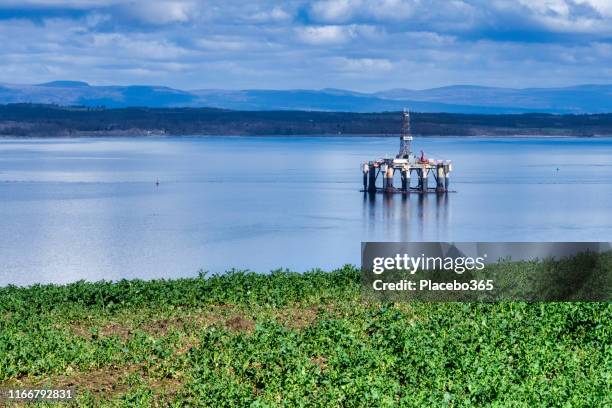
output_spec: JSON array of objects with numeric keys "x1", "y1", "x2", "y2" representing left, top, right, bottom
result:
[{"x1": 0, "y1": 0, "x2": 611, "y2": 91}]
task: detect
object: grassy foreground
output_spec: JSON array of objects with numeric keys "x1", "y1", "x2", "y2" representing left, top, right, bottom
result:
[{"x1": 0, "y1": 266, "x2": 610, "y2": 407}]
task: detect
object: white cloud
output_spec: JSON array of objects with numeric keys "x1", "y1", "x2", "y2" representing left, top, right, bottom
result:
[
  {"x1": 295, "y1": 23, "x2": 383, "y2": 45},
  {"x1": 310, "y1": 0, "x2": 416, "y2": 23},
  {"x1": 196, "y1": 37, "x2": 249, "y2": 51},
  {"x1": 310, "y1": 0, "x2": 353, "y2": 23},
  {"x1": 247, "y1": 7, "x2": 292, "y2": 23},
  {"x1": 296, "y1": 25, "x2": 355, "y2": 45},
  {"x1": 91, "y1": 33, "x2": 191, "y2": 59},
  {"x1": 510, "y1": 0, "x2": 612, "y2": 34},
  {"x1": 122, "y1": 1, "x2": 195, "y2": 25},
  {"x1": 579, "y1": 0, "x2": 612, "y2": 16},
  {"x1": 518, "y1": 0, "x2": 612, "y2": 19},
  {"x1": 330, "y1": 57, "x2": 393, "y2": 73},
  {"x1": 0, "y1": 0, "x2": 120, "y2": 7}
]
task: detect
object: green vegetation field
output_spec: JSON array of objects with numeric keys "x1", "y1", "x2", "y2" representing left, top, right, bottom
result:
[{"x1": 1, "y1": 266, "x2": 610, "y2": 407}]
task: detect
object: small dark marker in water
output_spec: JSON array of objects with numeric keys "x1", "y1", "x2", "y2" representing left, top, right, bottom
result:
[{"x1": 155, "y1": 178, "x2": 160, "y2": 186}]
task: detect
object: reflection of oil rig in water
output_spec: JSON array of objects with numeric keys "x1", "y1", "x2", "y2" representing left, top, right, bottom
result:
[{"x1": 361, "y1": 110, "x2": 453, "y2": 194}]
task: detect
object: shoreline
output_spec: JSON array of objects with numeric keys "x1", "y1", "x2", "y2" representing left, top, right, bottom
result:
[{"x1": 2, "y1": 133, "x2": 612, "y2": 139}]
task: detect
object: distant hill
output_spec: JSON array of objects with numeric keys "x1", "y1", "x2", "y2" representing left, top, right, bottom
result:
[
  {"x1": 374, "y1": 85, "x2": 612, "y2": 114},
  {"x1": 0, "y1": 82, "x2": 612, "y2": 113},
  {"x1": 2, "y1": 104, "x2": 611, "y2": 137}
]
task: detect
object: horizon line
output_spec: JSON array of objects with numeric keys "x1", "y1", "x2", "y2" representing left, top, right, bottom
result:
[{"x1": 3, "y1": 80, "x2": 612, "y2": 93}]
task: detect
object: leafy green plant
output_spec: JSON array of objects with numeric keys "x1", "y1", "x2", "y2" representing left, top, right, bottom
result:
[{"x1": 0, "y1": 265, "x2": 610, "y2": 407}]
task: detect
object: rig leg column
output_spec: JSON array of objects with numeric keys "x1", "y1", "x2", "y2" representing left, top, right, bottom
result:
[
  {"x1": 402, "y1": 166, "x2": 409, "y2": 192},
  {"x1": 436, "y1": 165, "x2": 445, "y2": 192},
  {"x1": 381, "y1": 164, "x2": 387, "y2": 190},
  {"x1": 385, "y1": 165, "x2": 394, "y2": 192},
  {"x1": 362, "y1": 164, "x2": 369, "y2": 191},
  {"x1": 444, "y1": 163, "x2": 451, "y2": 191},
  {"x1": 421, "y1": 168, "x2": 429, "y2": 192},
  {"x1": 368, "y1": 164, "x2": 377, "y2": 193}
]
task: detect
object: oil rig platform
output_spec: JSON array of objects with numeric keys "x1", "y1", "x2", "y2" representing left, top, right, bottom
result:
[{"x1": 362, "y1": 110, "x2": 453, "y2": 194}]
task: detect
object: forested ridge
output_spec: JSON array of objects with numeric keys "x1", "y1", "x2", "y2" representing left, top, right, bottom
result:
[{"x1": 2, "y1": 103, "x2": 612, "y2": 136}]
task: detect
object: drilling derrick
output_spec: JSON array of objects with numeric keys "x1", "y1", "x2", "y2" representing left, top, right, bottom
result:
[{"x1": 397, "y1": 109, "x2": 412, "y2": 159}]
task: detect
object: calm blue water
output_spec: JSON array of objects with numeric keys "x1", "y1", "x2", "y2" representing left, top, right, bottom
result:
[{"x1": 1, "y1": 136, "x2": 611, "y2": 286}]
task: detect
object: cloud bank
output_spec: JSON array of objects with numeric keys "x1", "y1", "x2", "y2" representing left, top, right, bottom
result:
[{"x1": 0, "y1": 0, "x2": 611, "y2": 90}]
